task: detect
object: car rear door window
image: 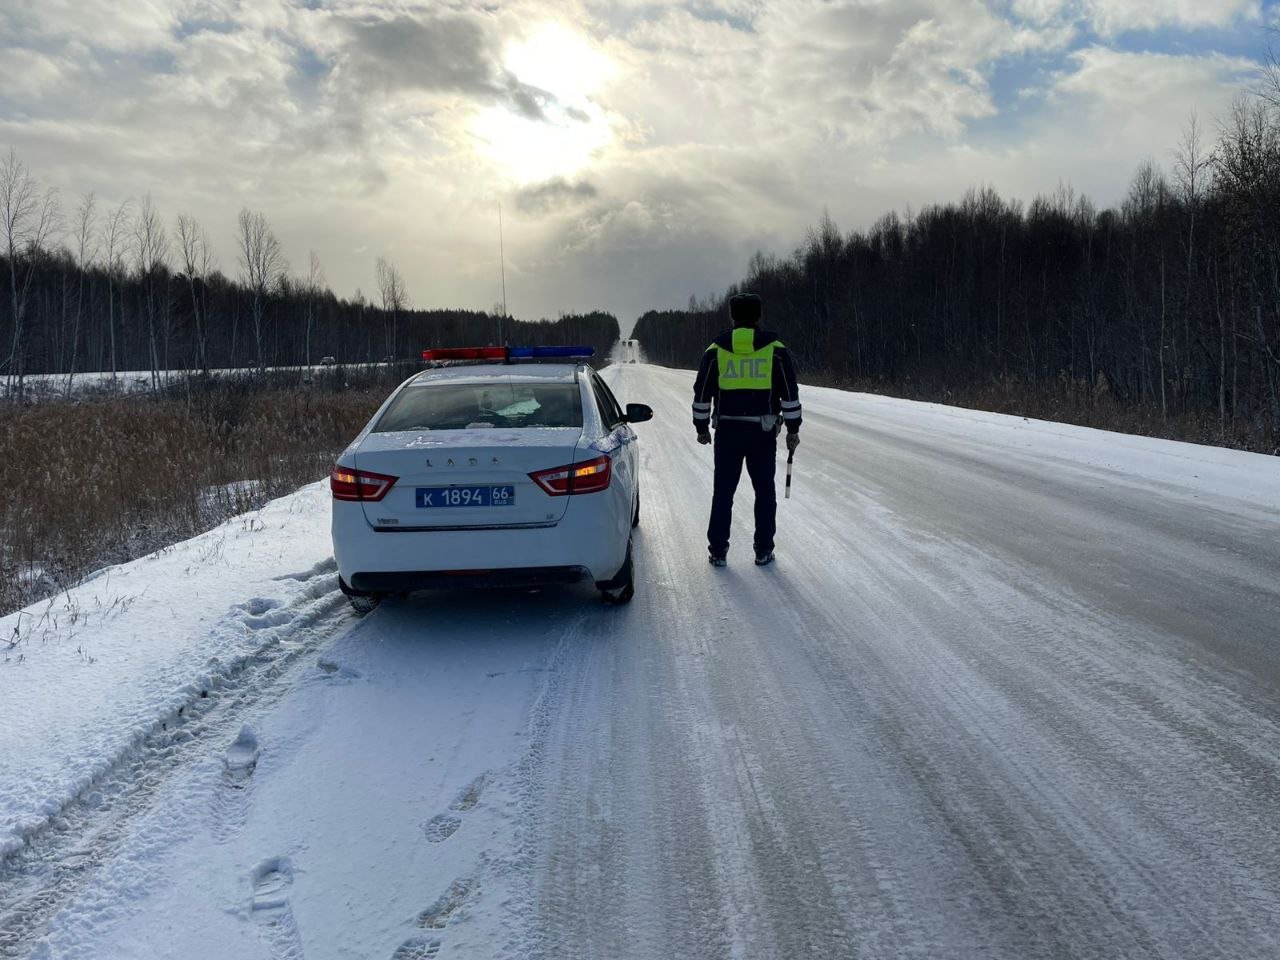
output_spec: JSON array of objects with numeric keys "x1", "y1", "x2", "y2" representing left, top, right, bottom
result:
[
  {"x1": 374, "y1": 381, "x2": 583, "y2": 432},
  {"x1": 590, "y1": 375, "x2": 624, "y2": 429}
]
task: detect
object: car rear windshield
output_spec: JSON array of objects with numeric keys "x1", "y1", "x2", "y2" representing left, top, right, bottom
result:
[{"x1": 373, "y1": 381, "x2": 583, "y2": 432}]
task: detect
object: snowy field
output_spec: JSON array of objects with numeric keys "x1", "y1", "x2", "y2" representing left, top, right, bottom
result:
[{"x1": 2, "y1": 363, "x2": 1279, "y2": 959}]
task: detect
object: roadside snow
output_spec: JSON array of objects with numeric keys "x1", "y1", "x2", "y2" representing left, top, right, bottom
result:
[
  {"x1": 0, "y1": 482, "x2": 337, "y2": 858},
  {"x1": 0, "y1": 475, "x2": 580, "y2": 960},
  {"x1": 803, "y1": 388, "x2": 1280, "y2": 515}
]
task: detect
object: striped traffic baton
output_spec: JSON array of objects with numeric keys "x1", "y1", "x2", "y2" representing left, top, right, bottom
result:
[{"x1": 785, "y1": 448, "x2": 794, "y2": 499}]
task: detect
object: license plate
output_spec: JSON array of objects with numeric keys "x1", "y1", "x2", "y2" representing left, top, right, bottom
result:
[{"x1": 415, "y1": 485, "x2": 515, "y2": 508}]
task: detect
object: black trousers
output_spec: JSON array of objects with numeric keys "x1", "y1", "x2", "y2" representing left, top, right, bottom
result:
[{"x1": 707, "y1": 421, "x2": 777, "y2": 556}]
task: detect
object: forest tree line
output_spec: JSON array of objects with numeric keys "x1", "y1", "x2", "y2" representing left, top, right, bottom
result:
[
  {"x1": 0, "y1": 163, "x2": 619, "y2": 396},
  {"x1": 635, "y1": 87, "x2": 1280, "y2": 450}
]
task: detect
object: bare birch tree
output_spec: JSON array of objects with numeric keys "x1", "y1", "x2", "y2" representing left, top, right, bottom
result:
[
  {"x1": 1, "y1": 149, "x2": 61, "y2": 398},
  {"x1": 1173, "y1": 112, "x2": 1215, "y2": 420},
  {"x1": 237, "y1": 208, "x2": 287, "y2": 371},
  {"x1": 133, "y1": 194, "x2": 170, "y2": 393},
  {"x1": 304, "y1": 250, "x2": 325, "y2": 369},
  {"x1": 177, "y1": 213, "x2": 216, "y2": 373},
  {"x1": 101, "y1": 199, "x2": 132, "y2": 380},
  {"x1": 376, "y1": 255, "x2": 409, "y2": 359},
  {"x1": 66, "y1": 192, "x2": 98, "y2": 396}
]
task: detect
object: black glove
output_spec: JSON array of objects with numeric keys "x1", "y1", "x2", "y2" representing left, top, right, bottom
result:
[
  {"x1": 786, "y1": 433, "x2": 800, "y2": 454},
  {"x1": 697, "y1": 430, "x2": 712, "y2": 445}
]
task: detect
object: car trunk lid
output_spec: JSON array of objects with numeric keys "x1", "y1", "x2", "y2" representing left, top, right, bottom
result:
[{"x1": 353, "y1": 427, "x2": 583, "y2": 530}]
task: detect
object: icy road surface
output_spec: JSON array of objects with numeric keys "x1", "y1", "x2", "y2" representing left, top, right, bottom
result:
[{"x1": 2, "y1": 362, "x2": 1279, "y2": 959}]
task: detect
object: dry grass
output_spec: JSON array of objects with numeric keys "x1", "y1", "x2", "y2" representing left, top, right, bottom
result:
[
  {"x1": 952, "y1": 375, "x2": 1276, "y2": 454},
  {"x1": 1, "y1": 370, "x2": 397, "y2": 616}
]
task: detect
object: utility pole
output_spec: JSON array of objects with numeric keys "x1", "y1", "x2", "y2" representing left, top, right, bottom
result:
[{"x1": 498, "y1": 201, "x2": 508, "y2": 345}]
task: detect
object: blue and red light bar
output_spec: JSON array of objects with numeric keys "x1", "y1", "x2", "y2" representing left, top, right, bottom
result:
[
  {"x1": 421, "y1": 346, "x2": 596, "y2": 362},
  {"x1": 509, "y1": 346, "x2": 596, "y2": 359}
]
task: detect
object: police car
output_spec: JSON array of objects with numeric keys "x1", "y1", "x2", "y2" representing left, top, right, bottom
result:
[{"x1": 330, "y1": 346, "x2": 651, "y2": 611}]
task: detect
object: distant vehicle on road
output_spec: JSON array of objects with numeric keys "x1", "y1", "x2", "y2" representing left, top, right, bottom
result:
[
  {"x1": 320, "y1": 356, "x2": 337, "y2": 366},
  {"x1": 331, "y1": 346, "x2": 652, "y2": 612}
]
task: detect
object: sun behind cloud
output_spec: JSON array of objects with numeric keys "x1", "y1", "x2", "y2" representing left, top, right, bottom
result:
[{"x1": 471, "y1": 22, "x2": 617, "y2": 184}]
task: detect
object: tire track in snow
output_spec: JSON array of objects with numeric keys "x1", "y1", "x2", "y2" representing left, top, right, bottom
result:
[
  {"x1": 497, "y1": 611, "x2": 594, "y2": 960},
  {"x1": 523, "y1": 366, "x2": 773, "y2": 960},
  {"x1": 551, "y1": 364, "x2": 1280, "y2": 959},
  {"x1": 771, "y1": 396, "x2": 1280, "y2": 958},
  {"x1": 0, "y1": 568, "x2": 351, "y2": 959}
]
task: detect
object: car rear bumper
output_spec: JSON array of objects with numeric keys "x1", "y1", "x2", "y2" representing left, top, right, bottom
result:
[
  {"x1": 332, "y1": 495, "x2": 629, "y2": 587},
  {"x1": 344, "y1": 565, "x2": 591, "y2": 594}
]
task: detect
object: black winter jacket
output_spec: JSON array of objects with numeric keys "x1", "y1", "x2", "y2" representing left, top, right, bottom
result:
[{"x1": 691, "y1": 328, "x2": 802, "y2": 434}]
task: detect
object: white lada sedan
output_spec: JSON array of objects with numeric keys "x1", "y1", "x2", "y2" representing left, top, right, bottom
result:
[{"x1": 331, "y1": 347, "x2": 652, "y2": 612}]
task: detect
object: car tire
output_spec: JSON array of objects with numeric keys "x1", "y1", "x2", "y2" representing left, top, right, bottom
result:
[
  {"x1": 632, "y1": 489, "x2": 640, "y2": 528},
  {"x1": 348, "y1": 594, "x2": 381, "y2": 615},
  {"x1": 597, "y1": 539, "x2": 635, "y2": 605},
  {"x1": 339, "y1": 575, "x2": 382, "y2": 615}
]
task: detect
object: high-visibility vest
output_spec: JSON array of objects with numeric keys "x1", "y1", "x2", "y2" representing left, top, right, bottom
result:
[{"x1": 714, "y1": 328, "x2": 780, "y2": 390}]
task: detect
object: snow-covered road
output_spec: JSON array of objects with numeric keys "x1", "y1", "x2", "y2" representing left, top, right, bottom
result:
[{"x1": 3, "y1": 363, "x2": 1279, "y2": 959}]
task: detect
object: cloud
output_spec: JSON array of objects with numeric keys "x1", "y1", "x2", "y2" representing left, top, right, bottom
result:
[
  {"x1": 334, "y1": 12, "x2": 571, "y2": 123},
  {"x1": 0, "y1": 0, "x2": 1269, "y2": 327},
  {"x1": 337, "y1": 14, "x2": 496, "y2": 95},
  {"x1": 0, "y1": 49, "x2": 74, "y2": 100},
  {"x1": 1051, "y1": 45, "x2": 1257, "y2": 115},
  {"x1": 609, "y1": 0, "x2": 1072, "y2": 158},
  {"x1": 1010, "y1": 0, "x2": 1262, "y2": 35},
  {"x1": 2, "y1": 0, "x2": 181, "y2": 52},
  {"x1": 515, "y1": 178, "x2": 599, "y2": 215},
  {"x1": 861, "y1": 45, "x2": 1257, "y2": 216},
  {"x1": 169, "y1": 27, "x2": 294, "y2": 113}
]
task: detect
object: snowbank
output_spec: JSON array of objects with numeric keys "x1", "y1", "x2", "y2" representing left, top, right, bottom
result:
[{"x1": 0, "y1": 482, "x2": 337, "y2": 857}]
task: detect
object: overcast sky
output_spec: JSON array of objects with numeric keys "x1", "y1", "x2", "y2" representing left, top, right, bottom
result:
[{"x1": 1, "y1": 1, "x2": 1275, "y2": 330}]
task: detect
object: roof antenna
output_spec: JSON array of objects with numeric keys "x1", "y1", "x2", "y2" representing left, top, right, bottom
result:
[{"x1": 498, "y1": 201, "x2": 508, "y2": 345}]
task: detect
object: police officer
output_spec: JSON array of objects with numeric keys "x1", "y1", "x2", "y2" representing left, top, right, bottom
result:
[{"x1": 692, "y1": 293, "x2": 802, "y2": 566}]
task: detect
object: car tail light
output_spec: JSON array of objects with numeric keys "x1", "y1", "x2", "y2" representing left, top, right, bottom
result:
[
  {"x1": 330, "y1": 465, "x2": 398, "y2": 502},
  {"x1": 528, "y1": 455, "x2": 612, "y2": 496}
]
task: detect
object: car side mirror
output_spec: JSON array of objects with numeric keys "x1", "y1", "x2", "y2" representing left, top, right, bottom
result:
[{"x1": 624, "y1": 403, "x2": 653, "y2": 424}]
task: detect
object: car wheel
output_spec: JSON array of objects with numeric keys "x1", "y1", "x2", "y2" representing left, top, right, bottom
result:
[
  {"x1": 632, "y1": 488, "x2": 640, "y2": 528},
  {"x1": 339, "y1": 575, "x2": 382, "y2": 615},
  {"x1": 598, "y1": 539, "x2": 635, "y2": 605},
  {"x1": 348, "y1": 593, "x2": 381, "y2": 615}
]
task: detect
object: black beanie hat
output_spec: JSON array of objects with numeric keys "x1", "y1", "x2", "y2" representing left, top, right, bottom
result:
[{"x1": 729, "y1": 293, "x2": 763, "y2": 327}]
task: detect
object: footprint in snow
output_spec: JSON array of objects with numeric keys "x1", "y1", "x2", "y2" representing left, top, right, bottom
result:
[
  {"x1": 423, "y1": 814, "x2": 462, "y2": 843},
  {"x1": 242, "y1": 597, "x2": 283, "y2": 617},
  {"x1": 451, "y1": 774, "x2": 487, "y2": 813},
  {"x1": 392, "y1": 937, "x2": 441, "y2": 959},
  {"x1": 318, "y1": 658, "x2": 362, "y2": 682},
  {"x1": 211, "y1": 726, "x2": 260, "y2": 844},
  {"x1": 418, "y1": 877, "x2": 476, "y2": 929},
  {"x1": 243, "y1": 608, "x2": 295, "y2": 630},
  {"x1": 251, "y1": 858, "x2": 292, "y2": 915},
  {"x1": 224, "y1": 726, "x2": 261, "y2": 786},
  {"x1": 421, "y1": 773, "x2": 489, "y2": 843},
  {"x1": 250, "y1": 857, "x2": 306, "y2": 960}
]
